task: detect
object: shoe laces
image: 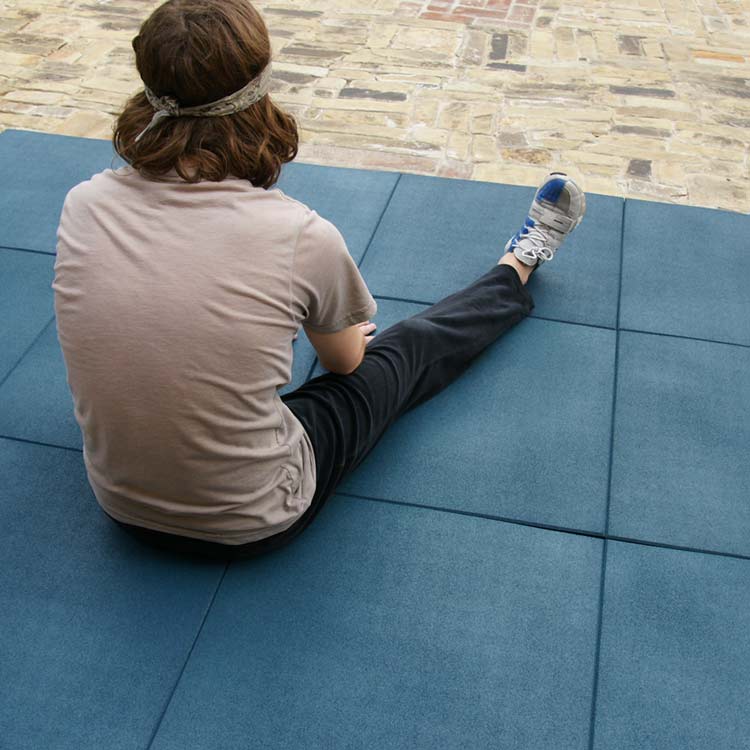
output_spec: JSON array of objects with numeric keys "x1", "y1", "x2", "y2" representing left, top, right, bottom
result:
[{"x1": 515, "y1": 219, "x2": 557, "y2": 264}]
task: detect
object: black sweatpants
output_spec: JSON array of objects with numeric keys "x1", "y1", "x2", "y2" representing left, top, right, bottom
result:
[{"x1": 114, "y1": 263, "x2": 535, "y2": 560}]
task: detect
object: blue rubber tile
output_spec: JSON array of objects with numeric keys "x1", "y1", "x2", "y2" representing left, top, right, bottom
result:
[
  {"x1": 0, "y1": 437, "x2": 225, "y2": 750},
  {"x1": 329, "y1": 303, "x2": 615, "y2": 533},
  {"x1": 0, "y1": 248, "x2": 55, "y2": 383},
  {"x1": 593, "y1": 541, "x2": 750, "y2": 749},
  {"x1": 276, "y1": 161, "x2": 399, "y2": 262},
  {"x1": 151, "y1": 498, "x2": 602, "y2": 750},
  {"x1": 0, "y1": 129, "x2": 122, "y2": 254},
  {"x1": 609, "y1": 331, "x2": 750, "y2": 557},
  {"x1": 620, "y1": 199, "x2": 750, "y2": 346},
  {"x1": 360, "y1": 173, "x2": 622, "y2": 328},
  {"x1": 0, "y1": 319, "x2": 79, "y2": 447}
]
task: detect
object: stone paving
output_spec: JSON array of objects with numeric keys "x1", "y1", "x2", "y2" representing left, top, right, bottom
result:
[{"x1": 1, "y1": 0, "x2": 748, "y2": 212}]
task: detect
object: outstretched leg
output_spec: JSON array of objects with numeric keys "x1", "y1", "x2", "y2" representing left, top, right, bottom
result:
[
  {"x1": 281, "y1": 259, "x2": 534, "y2": 513},
  {"x1": 276, "y1": 172, "x2": 588, "y2": 553}
]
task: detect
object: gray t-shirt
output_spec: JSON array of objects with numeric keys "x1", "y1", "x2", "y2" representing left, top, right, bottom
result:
[{"x1": 53, "y1": 165, "x2": 377, "y2": 544}]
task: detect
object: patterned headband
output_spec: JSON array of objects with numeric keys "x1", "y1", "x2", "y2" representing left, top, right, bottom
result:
[{"x1": 134, "y1": 62, "x2": 273, "y2": 143}]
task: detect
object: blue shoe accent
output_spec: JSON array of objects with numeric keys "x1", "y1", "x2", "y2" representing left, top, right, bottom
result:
[
  {"x1": 508, "y1": 217, "x2": 536, "y2": 251},
  {"x1": 537, "y1": 178, "x2": 566, "y2": 204}
]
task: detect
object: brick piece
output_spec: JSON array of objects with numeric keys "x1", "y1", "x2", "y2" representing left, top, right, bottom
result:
[{"x1": 627, "y1": 158, "x2": 652, "y2": 178}]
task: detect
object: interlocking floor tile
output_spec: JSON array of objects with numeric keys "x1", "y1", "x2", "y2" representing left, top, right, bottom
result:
[
  {"x1": 0, "y1": 438, "x2": 225, "y2": 750},
  {"x1": 330, "y1": 300, "x2": 615, "y2": 533},
  {"x1": 151, "y1": 498, "x2": 602, "y2": 750},
  {"x1": 0, "y1": 248, "x2": 55, "y2": 382},
  {"x1": 593, "y1": 541, "x2": 750, "y2": 749},
  {"x1": 609, "y1": 331, "x2": 750, "y2": 556},
  {"x1": 360, "y1": 173, "x2": 622, "y2": 328},
  {"x1": 620, "y1": 199, "x2": 750, "y2": 346},
  {"x1": 0, "y1": 319, "x2": 77, "y2": 447},
  {"x1": 0, "y1": 130, "x2": 121, "y2": 254}
]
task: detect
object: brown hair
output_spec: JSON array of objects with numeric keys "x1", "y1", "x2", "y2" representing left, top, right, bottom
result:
[{"x1": 113, "y1": 0, "x2": 298, "y2": 188}]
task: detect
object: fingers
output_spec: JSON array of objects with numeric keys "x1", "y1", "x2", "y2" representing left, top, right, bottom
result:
[{"x1": 359, "y1": 321, "x2": 377, "y2": 346}]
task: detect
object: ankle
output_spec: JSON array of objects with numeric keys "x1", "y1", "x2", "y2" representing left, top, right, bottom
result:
[{"x1": 498, "y1": 252, "x2": 534, "y2": 285}]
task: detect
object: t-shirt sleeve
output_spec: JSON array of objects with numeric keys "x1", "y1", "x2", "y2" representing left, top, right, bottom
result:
[{"x1": 292, "y1": 209, "x2": 377, "y2": 334}]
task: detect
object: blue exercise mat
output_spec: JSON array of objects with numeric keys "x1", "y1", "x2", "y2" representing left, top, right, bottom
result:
[
  {"x1": 0, "y1": 437, "x2": 226, "y2": 750},
  {"x1": 610, "y1": 330, "x2": 750, "y2": 556},
  {"x1": 150, "y1": 498, "x2": 602, "y2": 750},
  {"x1": 1, "y1": 128, "x2": 749, "y2": 750},
  {"x1": 593, "y1": 541, "x2": 750, "y2": 749},
  {"x1": 0, "y1": 249, "x2": 55, "y2": 382},
  {"x1": 620, "y1": 199, "x2": 750, "y2": 346}
]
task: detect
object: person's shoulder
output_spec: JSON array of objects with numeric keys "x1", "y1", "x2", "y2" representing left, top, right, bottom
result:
[
  {"x1": 63, "y1": 166, "x2": 133, "y2": 206},
  {"x1": 268, "y1": 187, "x2": 315, "y2": 217},
  {"x1": 268, "y1": 189, "x2": 341, "y2": 236},
  {"x1": 274, "y1": 188, "x2": 340, "y2": 223}
]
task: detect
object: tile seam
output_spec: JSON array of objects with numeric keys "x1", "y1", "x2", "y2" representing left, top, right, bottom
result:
[
  {"x1": 619, "y1": 327, "x2": 750, "y2": 350},
  {"x1": 606, "y1": 199, "x2": 627, "y2": 536},
  {"x1": 0, "y1": 315, "x2": 55, "y2": 391},
  {"x1": 0, "y1": 434, "x2": 83, "y2": 452},
  {"x1": 0, "y1": 244, "x2": 56, "y2": 256},
  {"x1": 587, "y1": 541, "x2": 608, "y2": 750},
  {"x1": 357, "y1": 172, "x2": 403, "y2": 271},
  {"x1": 587, "y1": 196, "x2": 626, "y2": 750},
  {"x1": 339, "y1": 490, "x2": 604, "y2": 539},
  {"x1": 144, "y1": 561, "x2": 231, "y2": 750},
  {"x1": 337, "y1": 492, "x2": 750, "y2": 562}
]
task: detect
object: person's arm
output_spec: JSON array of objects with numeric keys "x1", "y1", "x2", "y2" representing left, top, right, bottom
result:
[
  {"x1": 292, "y1": 210, "x2": 378, "y2": 372},
  {"x1": 304, "y1": 323, "x2": 366, "y2": 375}
]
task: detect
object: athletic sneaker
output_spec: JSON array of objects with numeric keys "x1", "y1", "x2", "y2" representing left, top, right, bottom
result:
[{"x1": 504, "y1": 172, "x2": 586, "y2": 269}]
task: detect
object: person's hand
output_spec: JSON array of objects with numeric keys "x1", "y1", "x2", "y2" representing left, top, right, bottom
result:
[{"x1": 358, "y1": 320, "x2": 377, "y2": 345}]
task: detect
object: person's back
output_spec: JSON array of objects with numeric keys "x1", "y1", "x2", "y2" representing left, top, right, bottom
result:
[
  {"x1": 53, "y1": 0, "x2": 376, "y2": 546},
  {"x1": 55, "y1": 165, "x2": 369, "y2": 542}
]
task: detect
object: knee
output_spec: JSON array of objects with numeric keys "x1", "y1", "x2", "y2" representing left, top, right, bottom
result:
[
  {"x1": 365, "y1": 316, "x2": 434, "y2": 372},
  {"x1": 381, "y1": 315, "x2": 433, "y2": 341},
  {"x1": 364, "y1": 318, "x2": 428, "y2": 367}
]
